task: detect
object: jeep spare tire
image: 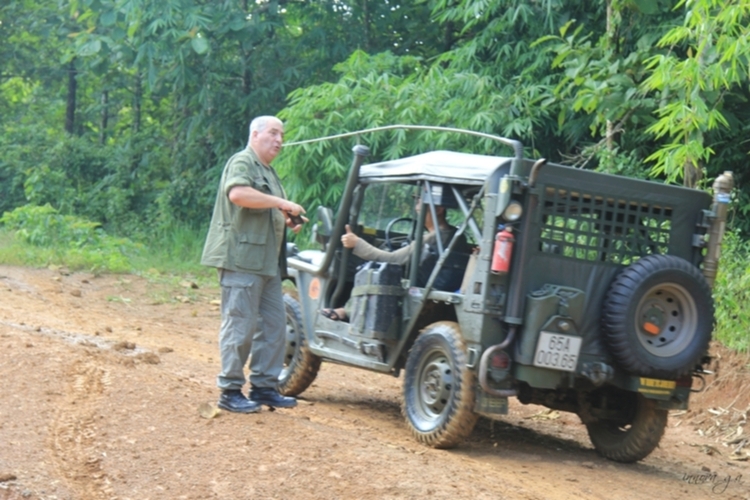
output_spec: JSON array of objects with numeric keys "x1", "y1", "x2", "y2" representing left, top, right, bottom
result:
[{"x1": 601, "y1": 254, "x2": 714, "y2": 379}]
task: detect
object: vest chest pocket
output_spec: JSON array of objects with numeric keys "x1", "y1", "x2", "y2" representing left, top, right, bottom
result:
[
  {"x1": 234, "y1": 232, "x2": 267, "y2": 271},
  {"x1": 233, "y1": 215, "x2": 269, "y2": 271}
]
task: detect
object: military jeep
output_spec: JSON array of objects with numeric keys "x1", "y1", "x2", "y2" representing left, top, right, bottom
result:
[{"x1": 281, "y1": 126, "x2": 733, "y2": 462}]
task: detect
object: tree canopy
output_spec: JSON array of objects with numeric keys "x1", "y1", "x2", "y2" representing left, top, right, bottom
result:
[{"x1": 2, "y1": 0, "x2": 750, "y2": 236}]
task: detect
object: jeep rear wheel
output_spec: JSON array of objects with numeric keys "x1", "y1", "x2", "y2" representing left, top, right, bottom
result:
[
  {"x1": 278, "y1": 294, "x2": 321, "y2": 396},
  {"x1": 602, "y1": 254, "x2": 714, "y2": 378},
  {"x1": 585, "y1": 392, "x2": 667, "y2": 463},
  {"x1": 403, "y1": 321, "x2": 478, "y2": 448}
]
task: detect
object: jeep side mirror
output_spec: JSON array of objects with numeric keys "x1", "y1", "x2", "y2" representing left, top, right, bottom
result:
[{"x1": 313, "y1": 205, "x2": 334, "y2": 247}]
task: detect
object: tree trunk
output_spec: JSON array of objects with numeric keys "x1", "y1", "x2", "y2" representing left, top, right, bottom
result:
[
  {"x1": 362, "y1": 0, "x2": 370, "y2": 52},
  {"x1": 683, "y1": 160, "x2": 703, "y2": 188},
  {"x1": 240, "y1": 0, "x2": 252, "y2": 95},
  {"x1": 100, "y1": 91, "x2": 109, "y2": 145},
  {"x1": 443, "y1": 21, "x2": 455, "y2": 52},
  {"x1": 240, "y1": 38, "x2": 252, "y2": 96},
  {"x1": 133, "y1": 73, "x2": 142, "y2": 134},
  {"x1": 65, "y1": 58, "x2": 77, "y2": 135}
]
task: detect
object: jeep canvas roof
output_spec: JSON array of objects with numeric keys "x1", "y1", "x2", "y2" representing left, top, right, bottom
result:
[{"x1": 358, "y1": 150, "x2": 512, "y2": 185}]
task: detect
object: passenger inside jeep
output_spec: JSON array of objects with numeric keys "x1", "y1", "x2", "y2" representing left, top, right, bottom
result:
[{"x1": 322, "y1": 184, "x2": 472, "y2": 322}]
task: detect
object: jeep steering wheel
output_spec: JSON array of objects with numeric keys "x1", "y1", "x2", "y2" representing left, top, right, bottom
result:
[{"x1": 385, "y1": 217, "x2": 416, "y2": 251}]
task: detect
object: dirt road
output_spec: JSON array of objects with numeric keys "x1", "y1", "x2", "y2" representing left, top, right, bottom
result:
[{"x1": 0, "y1": 265, "x2": 749, "y2": 500}]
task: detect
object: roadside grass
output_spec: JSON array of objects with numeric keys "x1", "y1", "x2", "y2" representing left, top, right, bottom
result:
[
  {"x1": 0, "y1": 220, "x2": 290, "y2": 308},
  {"x1": 0, "y1": 205, "x2": 139, "y2": 273},
  {"x1": 0, "y1": 226, "x2": 136, "y2": 273},
  {"x1": 127, "y1": 224, "x2": 218, "y2": 300},
  {"x1": 129, "y1": 224, "x2": 212, "y2": 279},
  {"x1": 0, "y1": 205, "x2": 214, "y2": 296},
  {"x1": 712, "y1": 230, "x2": 750, "y2": 352}
]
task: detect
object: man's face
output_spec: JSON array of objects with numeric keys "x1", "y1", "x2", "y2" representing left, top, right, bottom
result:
[
  {"x1": 415, "y1": 197, "x2": 443, "y2": 229},
  {"x1": 251, "y1": 119, "x2": 284, "y2": 164}
]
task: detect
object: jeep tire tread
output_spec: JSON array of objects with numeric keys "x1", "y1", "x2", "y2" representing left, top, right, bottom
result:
[
  {"x1": 278, "y1": 294, "x2": 321, "y2": 396},
  {"x1": 402, "y1": 321, "x2": 478, "y2": 448},
  {"x1": 585, "y1": 393, "x2": 668, "y2": 463}
]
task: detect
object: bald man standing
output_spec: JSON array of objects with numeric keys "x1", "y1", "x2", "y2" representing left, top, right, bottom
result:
[{"x1": 202, "y1": 115, "x2": 305, "y2": 413}]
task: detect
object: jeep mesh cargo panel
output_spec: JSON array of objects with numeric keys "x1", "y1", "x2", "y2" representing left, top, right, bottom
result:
[{"x1": 539, "y1": 187, "x2": 672, "y2": 265}]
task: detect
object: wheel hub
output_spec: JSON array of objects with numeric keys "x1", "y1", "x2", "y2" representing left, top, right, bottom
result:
[
  {"x1": 419, "y1": 357, "x2": 453, "y2": 416},
  {"x1": 636, "y1": 283, "x2": 697, "y2": 357},
  {"x1": 282, "y1": 313, "x2": 299, "y2": 374}
]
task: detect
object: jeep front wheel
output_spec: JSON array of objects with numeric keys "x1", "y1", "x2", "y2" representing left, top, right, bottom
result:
[
  {"x1": 402, "y1": 321, "x2": 478, "y2": 448},
  {"x1": 585, "y1": 392, "x2": 667, "y2": 463},
  {"x1": 278, "y1": 294, "x2": 321, "y2": 396}
]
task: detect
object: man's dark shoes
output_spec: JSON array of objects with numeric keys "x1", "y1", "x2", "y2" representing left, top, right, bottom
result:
[
  {"x1": 250, "y1": 386, "x2": 298, "y2": 408},
  {"x1": 218, "y1": 389, "x2": 261, "y2": 414}
]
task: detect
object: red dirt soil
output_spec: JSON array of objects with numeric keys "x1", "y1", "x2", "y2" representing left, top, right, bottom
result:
[{"x1": 0, "y1": 264, "x2": 748, "y2": 500}]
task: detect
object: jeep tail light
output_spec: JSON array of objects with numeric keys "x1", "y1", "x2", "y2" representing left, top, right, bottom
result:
[{"x1": 490, "y1": 350, "x2": 511, "y2": 370}]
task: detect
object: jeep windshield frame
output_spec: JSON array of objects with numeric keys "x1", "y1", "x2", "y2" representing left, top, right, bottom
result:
[{"x1": 351, "y1": 177, "x2": 484, "y2": 291}]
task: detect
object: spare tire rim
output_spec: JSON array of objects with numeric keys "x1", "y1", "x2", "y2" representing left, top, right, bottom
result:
[{"x1": 635, "y1": 283, "x2": 698, "y2": 357}]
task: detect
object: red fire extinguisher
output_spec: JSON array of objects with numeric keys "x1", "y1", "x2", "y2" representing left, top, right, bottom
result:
[{"x1": 491, "y1": 225, "x2": 515, "y2": 274}]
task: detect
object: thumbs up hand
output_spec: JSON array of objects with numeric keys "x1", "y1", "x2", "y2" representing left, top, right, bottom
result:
[{"x1": 341, "y1": 224, "x2": 359, "y2": 248}]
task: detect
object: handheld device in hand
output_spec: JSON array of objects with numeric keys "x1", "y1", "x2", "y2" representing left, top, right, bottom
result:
[{"x1": 287, "y1": 212, "x2": 305, "y2": 225}]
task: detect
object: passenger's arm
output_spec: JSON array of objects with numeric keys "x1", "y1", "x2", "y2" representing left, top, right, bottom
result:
[
  {"x1": 352, "y1": 238, "x2": 413, "y2": 265},
  {"x1": 342, "y1": 224, "x2": 413, "y2": 265}
]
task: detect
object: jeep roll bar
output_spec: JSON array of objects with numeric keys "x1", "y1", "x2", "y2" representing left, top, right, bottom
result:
[
  {"x1": 285, "y1": 124, "x2": 524, "y2": 178},
  {"x1": 285, "y1": 125, "x2": 525, "y2": 278}
]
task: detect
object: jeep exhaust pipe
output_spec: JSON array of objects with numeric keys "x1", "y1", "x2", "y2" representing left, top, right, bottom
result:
[
  {"x1": 703, "y1": 171, "x2": 734, "y2": 288},
  {"x1": 478, "y1": 327, "x2": 518, "y2": 397}
]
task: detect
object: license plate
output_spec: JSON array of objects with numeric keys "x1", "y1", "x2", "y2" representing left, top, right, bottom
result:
[
  {"x1": 533, "y1": 332, "x2": 582, "y2": 372},
  {"x1": 636, "y1": 377, "x2": 676, "y2": 397}
]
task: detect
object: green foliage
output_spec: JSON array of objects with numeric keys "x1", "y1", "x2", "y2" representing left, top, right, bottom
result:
[
  {"x1": 713, "y1": 230, "x2": 750, "y2": 352},
  {"x1": 0, "y1": 204, "x2": 141, "y2": 272},
  {"x1": 4, "y1": 0, "x2": 750, "y2": 259},
  {"x1": 0, "y1": 0, "x2": 448, "y2": 239},
  {"x1": 277, "y1": 47, "x2": 557, "y2": 219},
  {"x1": 641, "y1": 0, "x2": 750, "y2": 184},
  {"x1": 534, "y1": 4, "x2": 679, "y2": 173},
  {"x1": 593, "y1": 147, "x2": 649, "y2": 179},
  {"x1": 0, "y1": 208, "x2": 211, "y2": 281},
  {"x1": 0, "y1": 124, "x2": 42, "y2": 216},
  {"x1": 0, "y1": 123, "x2": 178, "y2": 234},
  {"x1": 278, "y1": 51, "x2": 428, "y2": 215},
  {"x1": 542, "y1": 21, "x2": 651, "y2": 135}
]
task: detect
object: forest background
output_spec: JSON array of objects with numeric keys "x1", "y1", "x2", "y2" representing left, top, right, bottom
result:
[{"x1": 1, "y1": 0, "x2": 750, "y2": 349}]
